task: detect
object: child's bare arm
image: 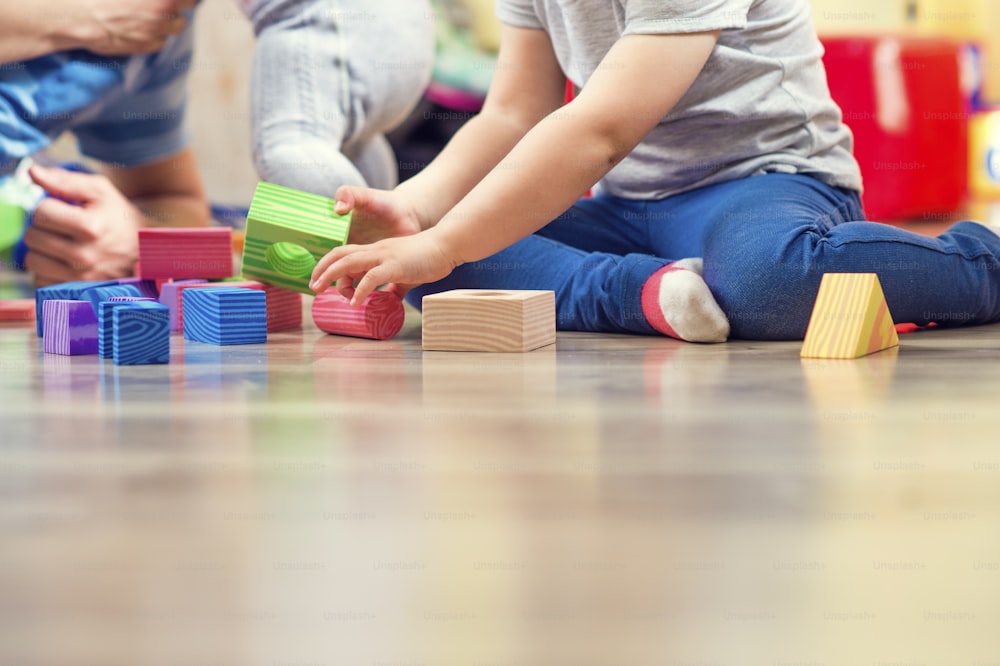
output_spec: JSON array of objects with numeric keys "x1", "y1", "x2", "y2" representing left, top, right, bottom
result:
[
  {"x1": 313, "y1": 29, "x2": 720, "y2": 303},
  {"x1": 429, "y1": 30, "x2": 721, "y2": 263},
  {"x1": 393, "y1": 23, "x2": 569, "y2": 229}
]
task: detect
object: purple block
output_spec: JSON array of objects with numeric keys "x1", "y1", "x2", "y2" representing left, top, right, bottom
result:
[
  {"x1": 158, "y1": 279, "x2": 207, "y2": 331},
  {"x1": 42, "y1": 300, "x2": 99, "y2": 355}
]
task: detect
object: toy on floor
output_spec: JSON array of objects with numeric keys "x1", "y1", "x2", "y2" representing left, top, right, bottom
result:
[
  {"x1": 98, "y1": 297, "x2": 156, "y2": 359},
  {"x1": 42, "y1": 300, "x2": 98, "y2": 356},
  {"x1": 800, "y1": 273, "x2": 899, "y2": 359},
  {"x1": 112, "y1": 301, "x2": 170, "y2": 365},
  {"x1": 137, "y1": 227, "x2": 234, "y2": 280},
  {"x1": 158, "y1": 279, "x2": 208, "y2": 330},
  {"x1": 182, "y1": 287, "x2": 267, "y2": 346},
  {"x1": 241, "y1": 182, "x2": 351, "y2": 294},
  {"x1": 174, "y1": 280, "x2": 301, "y2": 333},
  {"x1": 34, "y1": 280, "x2": 119, "y2": 337},
  {"x1": 421, "y1": 289, "x2": 556, "y2": 352},
  {"x1": 312, "y1": 290, "x2": 405, "y2": 340},
  {"x1": 0, "y1": 299, "x2": 36, "y2": 321}
]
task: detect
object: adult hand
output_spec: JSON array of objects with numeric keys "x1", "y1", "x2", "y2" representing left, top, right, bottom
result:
[
  {"x1": 23, "y1": 165, "x2": 144, "y2": 286},
  {"x1": 73, "y1": 0, "x2": 197, "y2": 55}
]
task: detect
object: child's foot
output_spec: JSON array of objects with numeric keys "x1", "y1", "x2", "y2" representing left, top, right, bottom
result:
[{"x1": 640, "y1": 258, "x2": 729, "y2": 343}]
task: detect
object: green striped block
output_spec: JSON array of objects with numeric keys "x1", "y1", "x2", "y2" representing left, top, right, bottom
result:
[{"x1": 240, "y1": 182, "x2": 352, "y2": 294}]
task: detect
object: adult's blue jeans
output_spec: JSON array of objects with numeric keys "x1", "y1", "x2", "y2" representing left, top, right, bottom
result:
[{"x1": 406, "y1": 174, "x2": 1000, "y2": 340}]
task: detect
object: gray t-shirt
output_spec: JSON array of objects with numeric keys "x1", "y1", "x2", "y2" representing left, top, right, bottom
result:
[{"x1": 496, "y1": 0, "x2": 863, "y2": 200}]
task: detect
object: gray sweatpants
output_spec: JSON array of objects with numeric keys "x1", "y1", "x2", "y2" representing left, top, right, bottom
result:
[{"x1": 242, "y1": 0, "x2": 435, "y2": 195}]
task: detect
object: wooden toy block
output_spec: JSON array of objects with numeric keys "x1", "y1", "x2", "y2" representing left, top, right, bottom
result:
[
  {"x1": 312, "y1": 290, "x2": 405, "y2": 340},
  {"x1": 264, "y1": 286, "x2": 303, "y2": 332},
  {"x1": 240, "y1": 181, "x2": 351, "y2": 294},
  {"x1": 112, "y1": 301, "x2": 170, "y2": 365},
  {"x1": 969, "y1": 109, "x2": 1000, "y2": 199},
  {"x1": 176, "y1": 280, "x2": 262, "y2": 332},
  {"x1": 182, "y1": 287, "x2": 267, "y2": 345},
  {"x1": 0, "y1": 299, "x2": 35, "y2": 321},
  {"x1": 98, "y1": 297, "x2": 156, "y2": 359},
  {"x1": 42, "y1": 300, "x2": 98, "y2": 355},
  {"x1": 80, "y1": 283, "x2": 143, "y2": 316},
  {"x1": 801, "y1": 273, "x2": 899, "y2": 359},
  {"x1": 115, "y1": 277, "x2": 159, "y2": 299},
  {"x1": 176, "y1": 280, "x2": 300, "y2": 333},
  {"x1": 34, "y1": 279, "x2": 117, "y2": 336},
  {"x1": 421, "y1": 289, "x2": 556, "y2": 352},
  {"x1": 158, "y1": 279, "x2": 208, "y2": 330},
  {"x1": 137, "y1": 227, "x2": 233, "y2": 279}
]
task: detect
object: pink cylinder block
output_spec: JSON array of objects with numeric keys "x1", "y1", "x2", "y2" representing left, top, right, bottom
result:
[{"x1": 312, "y1": 291, "x2": 404, "y2": 340}]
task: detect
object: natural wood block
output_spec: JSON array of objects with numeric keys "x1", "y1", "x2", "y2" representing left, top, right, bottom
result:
[
  {"x1": 801, "y1": 273, "x2": 899, "y2": 359},
  {"x1": 421, "y1": 289, "x2": 556, "y2": 352}
]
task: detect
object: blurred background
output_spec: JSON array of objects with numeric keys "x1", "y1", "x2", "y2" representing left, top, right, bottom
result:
[{"x1": 44, "y1": 0, "x2": 1000, "y2": 226}]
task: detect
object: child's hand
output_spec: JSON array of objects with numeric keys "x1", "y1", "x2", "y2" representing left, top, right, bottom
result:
[
  {"x1": 310, "y1": 231, "x2": 461, "y2": 306},
  {"x1": 334, "y1": 185, "x2": 426, "y2": 246},
  {"x1": 23, "y1": 165, "x2": 142, "y2": 286}
]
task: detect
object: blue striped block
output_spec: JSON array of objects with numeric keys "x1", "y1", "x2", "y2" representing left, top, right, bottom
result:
[
  {"x1": 112, "y1": 301, "x2": 170, "y2": 365},
  {"x1": 182, "y1": 287, "x2": 267, "y2": 345},
  {"x1": 98, "y1": 297, "x2": 156, "y2": 359},
  {"x1": 81, "y1": 284, "x2": 143, "y2": 316},
  {"x1": 34, "y1": 280, "x2": 118, "y2": 336}
]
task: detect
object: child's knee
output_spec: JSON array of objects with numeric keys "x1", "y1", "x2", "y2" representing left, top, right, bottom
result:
[{"x1": 708, "y1": 259, "x2": 818, "y2": 340}]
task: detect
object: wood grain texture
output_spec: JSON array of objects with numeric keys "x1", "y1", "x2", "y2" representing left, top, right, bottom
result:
[
  {"x1": 421, "y1": 289, "x2": 556, "y2": 352},
  {"x1": 137, "y1": 228, "x2": 234, "y2": 280},
  {"x1": 801, "y1": 273, "x2": 899, "y2": 359},
  {"x1": 312, "y1": 290, "x2": 404, "y2": 340}
]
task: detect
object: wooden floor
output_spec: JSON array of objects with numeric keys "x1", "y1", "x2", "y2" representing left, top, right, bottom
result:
[{"x1": 1, "y1": 270, "x2": 998, "y2": 665}]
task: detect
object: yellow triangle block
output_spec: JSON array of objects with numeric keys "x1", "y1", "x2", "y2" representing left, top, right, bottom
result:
[{"x1": 800, "y1": 273, "x2": 899, "y2": 359}]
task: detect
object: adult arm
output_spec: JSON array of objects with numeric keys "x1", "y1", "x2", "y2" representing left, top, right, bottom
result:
[{"x1": 0, "y1": 0, "x2": 195, "y2": 64}]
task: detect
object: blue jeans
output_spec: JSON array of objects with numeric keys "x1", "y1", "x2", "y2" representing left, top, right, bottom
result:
[{"x1": 406, "y1": 174, "x2": 1000, "y2": 340}]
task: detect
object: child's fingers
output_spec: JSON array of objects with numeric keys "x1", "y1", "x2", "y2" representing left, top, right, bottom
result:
[
  {"x1": 349, "y1": 267, "x2": 393, "y2": 306},
  {"x1": 310, "y1": 248, "x2": 374, "y2": 294},
  {"x1": 310, "y1": 244, "x2": 355, "y2": 288}
]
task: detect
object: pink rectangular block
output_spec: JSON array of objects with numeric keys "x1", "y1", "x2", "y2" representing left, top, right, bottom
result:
[
  {"x1": 265, "y1": 287, "x2": 302, "y2": 332},
  {"x1": 137, "y1": 228, "x2": 233, "y2": 279},
  {"x1": 0, "y1": 299, "x2": 36, "y2": 321},
  {"x1": 42, "y1": 300, "x2": 98, "y2": 355}
]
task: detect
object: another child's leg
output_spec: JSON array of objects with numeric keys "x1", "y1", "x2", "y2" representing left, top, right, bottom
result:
[
  {"x1": 686, "y1": 174, "x2": 1000, "y2": 339},
  {"x1": 246, "y1": 1, "x2": 434, "y2": 196},
  {"x1": 407, "y1": 196, "x2": 729, "y2": 341}
]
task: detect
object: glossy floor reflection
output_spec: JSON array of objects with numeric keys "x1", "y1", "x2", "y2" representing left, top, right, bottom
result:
[{"x1": 1, "y1": 282, "x2": 998, "y2": 665}]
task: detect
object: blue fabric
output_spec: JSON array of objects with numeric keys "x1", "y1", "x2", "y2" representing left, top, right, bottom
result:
[
  {"x1": 10, "y1": 162, "x2": 92, "y2": 271},
  {"x1": 0, "y1": 7, "x2": 196, "y2": 176},
  {"x1": 406, "y1": 173, "x2": 1000, "y2": 340}
]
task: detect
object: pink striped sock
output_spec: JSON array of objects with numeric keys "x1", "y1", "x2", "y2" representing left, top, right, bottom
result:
[{"x1": 640, "y1": 258, "x2": 729, "y2": 343}]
